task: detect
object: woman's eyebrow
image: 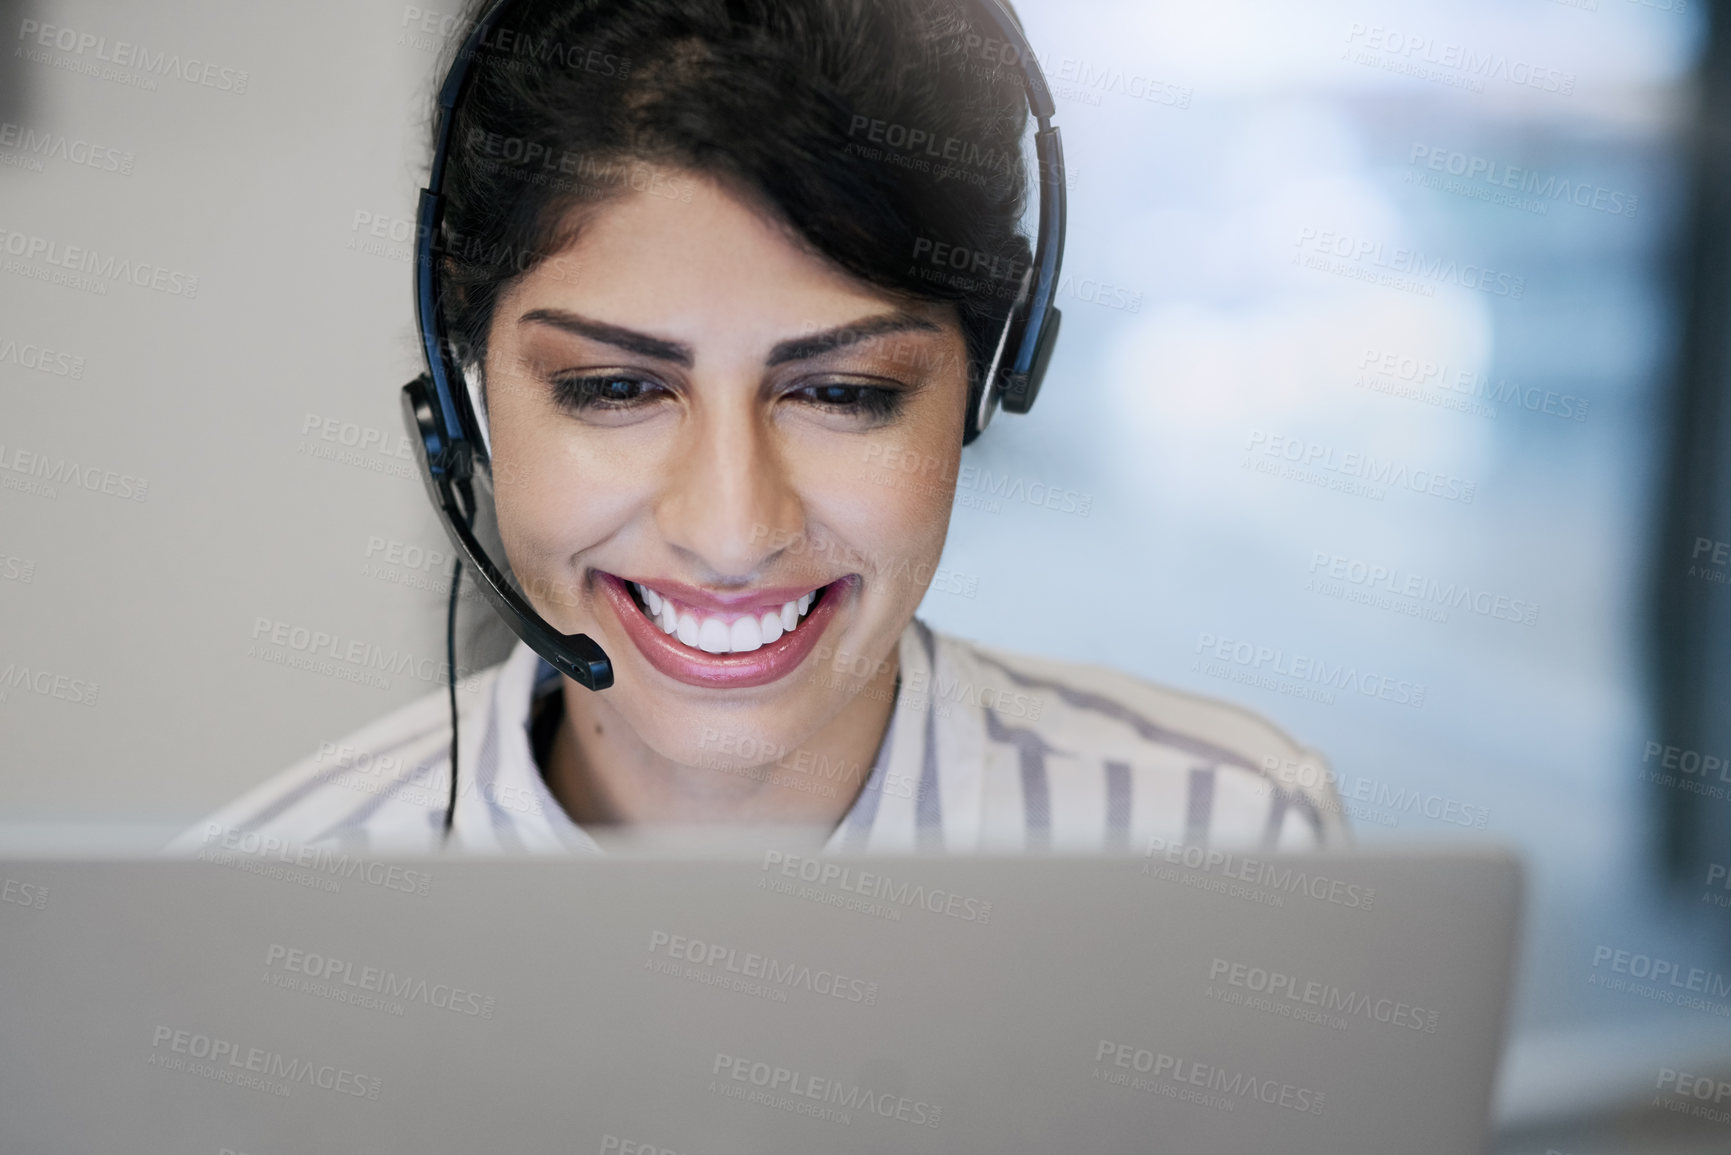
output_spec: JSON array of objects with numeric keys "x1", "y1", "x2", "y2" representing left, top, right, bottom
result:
[
  {"x1": 766, "y1": 312, "x2": 940, "y2": 366},
  {"x1": 517, "y1": 307, "x2": 939, "y2": 368},
  {"x1": 519, "y1": 308, "x2": 695, "y2": 366}
]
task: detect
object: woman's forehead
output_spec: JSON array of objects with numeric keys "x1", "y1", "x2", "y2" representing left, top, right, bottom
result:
[{"x1": 501, "y1": 167, "x2": 961, "y2": 348}]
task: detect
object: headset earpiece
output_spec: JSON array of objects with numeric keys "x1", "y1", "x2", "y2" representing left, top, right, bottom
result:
[{"x1": 1000, "y1": 303, "x2": 1060, "y2": 415}]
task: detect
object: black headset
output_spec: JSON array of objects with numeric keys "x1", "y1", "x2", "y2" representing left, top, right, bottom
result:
[{"x1": 401, "y1": 0, "x2": 1067, "y2": 838}]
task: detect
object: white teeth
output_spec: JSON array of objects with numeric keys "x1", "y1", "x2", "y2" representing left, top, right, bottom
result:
[
  {"x1": 729, "y1": 616, "x2": 762, "y2": 652},
  {"x1": 633, "y1": 582, "x2": 825, "y2": 654},
  {"x1": 697, "y1": 618, "x2": 731, "y2": 653},
  {"x1": 759, "y1": 611, "x2": 783, "y2": 645},
  {"x1": 632, "y1": 581, "x2": 666, "y2": 617}
]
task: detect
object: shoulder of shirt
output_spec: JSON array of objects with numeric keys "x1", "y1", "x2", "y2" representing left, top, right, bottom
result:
[
  {"x1": 163, "y1": 659, "x2": 509, "y2": 853},
  {"x1": 926, "y1": 626, "x2": 1350, "y2": 843}
]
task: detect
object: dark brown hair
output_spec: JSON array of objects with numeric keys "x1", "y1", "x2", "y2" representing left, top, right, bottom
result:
[{"x1": 433, "y1": 0, "x2": 1034, "y2": 413}]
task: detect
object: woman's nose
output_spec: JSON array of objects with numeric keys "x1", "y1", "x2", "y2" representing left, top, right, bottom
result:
[{"x1": 652, "y1": 403, "x2": 805, "y2": 578}]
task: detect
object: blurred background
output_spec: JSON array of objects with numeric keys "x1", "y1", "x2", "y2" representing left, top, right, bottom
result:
[{"x1": 1, "y1": 0, "x2": 1728, "y2": 1149}]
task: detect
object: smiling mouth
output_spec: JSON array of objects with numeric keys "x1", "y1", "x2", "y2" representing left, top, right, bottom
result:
[{"x1": 624, "y1": 580, "x2": 832, "y2": 655}]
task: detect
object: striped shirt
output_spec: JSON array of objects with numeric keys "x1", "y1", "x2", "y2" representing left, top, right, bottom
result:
[{"x1": 168, "y1": 618, "x2": 1348, "y2": 856}]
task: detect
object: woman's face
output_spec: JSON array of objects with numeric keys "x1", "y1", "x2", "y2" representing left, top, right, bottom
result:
[{"x1": 482, "y1": 167, "x2": 970, "y2": 768}]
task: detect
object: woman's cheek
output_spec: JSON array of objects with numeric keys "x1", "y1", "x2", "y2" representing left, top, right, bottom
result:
[
  {"x1": 488, "y1": 436, "x2": 586, "y2": 621},
  {"x1": 846, "y1": 463, "x2": 953, "y2": 612}
]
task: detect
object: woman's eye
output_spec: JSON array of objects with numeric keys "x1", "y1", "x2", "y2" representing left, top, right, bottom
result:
[
  {"x1": 790, "y1": 382, "x2": 905, "y2": 420},
  {"x1": 549, "y1": 374, "x2": 662, "y2": 411}
]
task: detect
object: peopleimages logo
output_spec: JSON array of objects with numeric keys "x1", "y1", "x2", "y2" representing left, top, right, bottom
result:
[
  {"x1": 16, "y1": 20, "x2": 250, "y2": 93},
  {"x1": 1356, "y1": 347, "x2": 1589, "y2": 422},
  {"x1": 1193, "y1": 630, "x2": 1427, "y2": 709},
  {"x1": 0, "y1": 549, "x2": 36, "y2": 584},
  {"x1": 1306, "y1": 550, "x2": 1540, "y2": 628},
  {"x1": 248, "y1": 617, "x2": 477, "y2": 691},
  {"x1": 699, "y1": 728, "x2": 872, "y2": 789},
  {"x1": 0, "y1": 121, "x2": 134, "y2": 174},
  {"x1": 1245, "y1": 428, "x2": 1476, "y2": 506},
  {"x1": 711, "y1": 1052, "x2": 942, "y2": 1128},
  {"x1": 0, "y1": 877, "x2": 49, "y2": 910},
  {"x1": 1689, "y1": 536, "x2": 1731, "y2": 590},
  {"x1": 1144, "y1": 835, "x2": 1377, "y2": 911},
  {"x1": 0, "y1": 661, "x2": 99, "y2": 708},
  {"x1": 1261, "y1": 755, "x2": 1490, "y2": 830},
  {"x1": 148, "y1": 1026, "x2": 380, "y2": 1099},
  {"x1": 1654, "y1": 1067, "x2": 1731, "y2": 1126},
  {"x1": 1206, "y1": 957, "x2": 1439, "y2": 1032},
  {"x1": 1294, "y1": 227, "x2": 1525, "y2": 300},
  {"x1": 0, "y1": 443, "x2": 148, "y2": 502},
  {"x1": 396, "y1": 4, "x2": 631, "y2": 78},
  {"x1": 1092, "y1": 1040, "x2": 1325, "y2": 1115},
  {"x1": 1590, "y1": 945, "x2": 1731, "y2": 997},
  {"x1": 960, "y1": 38, "x2": 1193, "y2": 110},
  {"x1": 853, "y1": 117, "x2": 1016, "y2": 175},
  {"x1": 1704, "y1": 863, "x2": 1731, "y2": 911},
  {"x1": 647, "y1": 930, "x2": 880, "y2": 1005},
  {"x1": 1644, "y1": 741, "x2": 1729, "y2": 777},
  {"x1": 760, "y1": 850, "x2": 993, "y2": 923},
  {"x1": 264, "y1": 943, "x2": 496, "y2": 1018},
  {"x1": 1342, "y1": 23, "x2": 1575, "y2": 96},
  {"x1": 0, "y1": 225, "x2": 199, "y2": 298},
  {"x1": 1406, "y1": 145, "x2": 1638, "y2": 219},
  {"x1": 0, "y1": 335, "x2": 85, "y2": 378},
  {"x1": 197, "y1": 823, "x2": 433, "y2": 897}
]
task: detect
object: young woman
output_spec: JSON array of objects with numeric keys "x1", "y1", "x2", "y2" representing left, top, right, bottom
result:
[{"x1": 179, "y1": 0, "x2": 1345, "y2": 856}]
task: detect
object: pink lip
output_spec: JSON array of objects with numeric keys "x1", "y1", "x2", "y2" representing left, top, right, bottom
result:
[{"x1": 596, "y1": 572, "x2": 852, "y2": 690}]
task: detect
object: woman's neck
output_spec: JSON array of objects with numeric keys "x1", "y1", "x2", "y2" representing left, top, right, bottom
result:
[{"x1": 540, "y1": 656, "x2": 900, "y2": 829}]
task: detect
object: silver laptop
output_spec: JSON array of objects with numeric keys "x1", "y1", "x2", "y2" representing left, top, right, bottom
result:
[{"x1": 0, "y1": 844, "x2": 1520, "y2": 1154}]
